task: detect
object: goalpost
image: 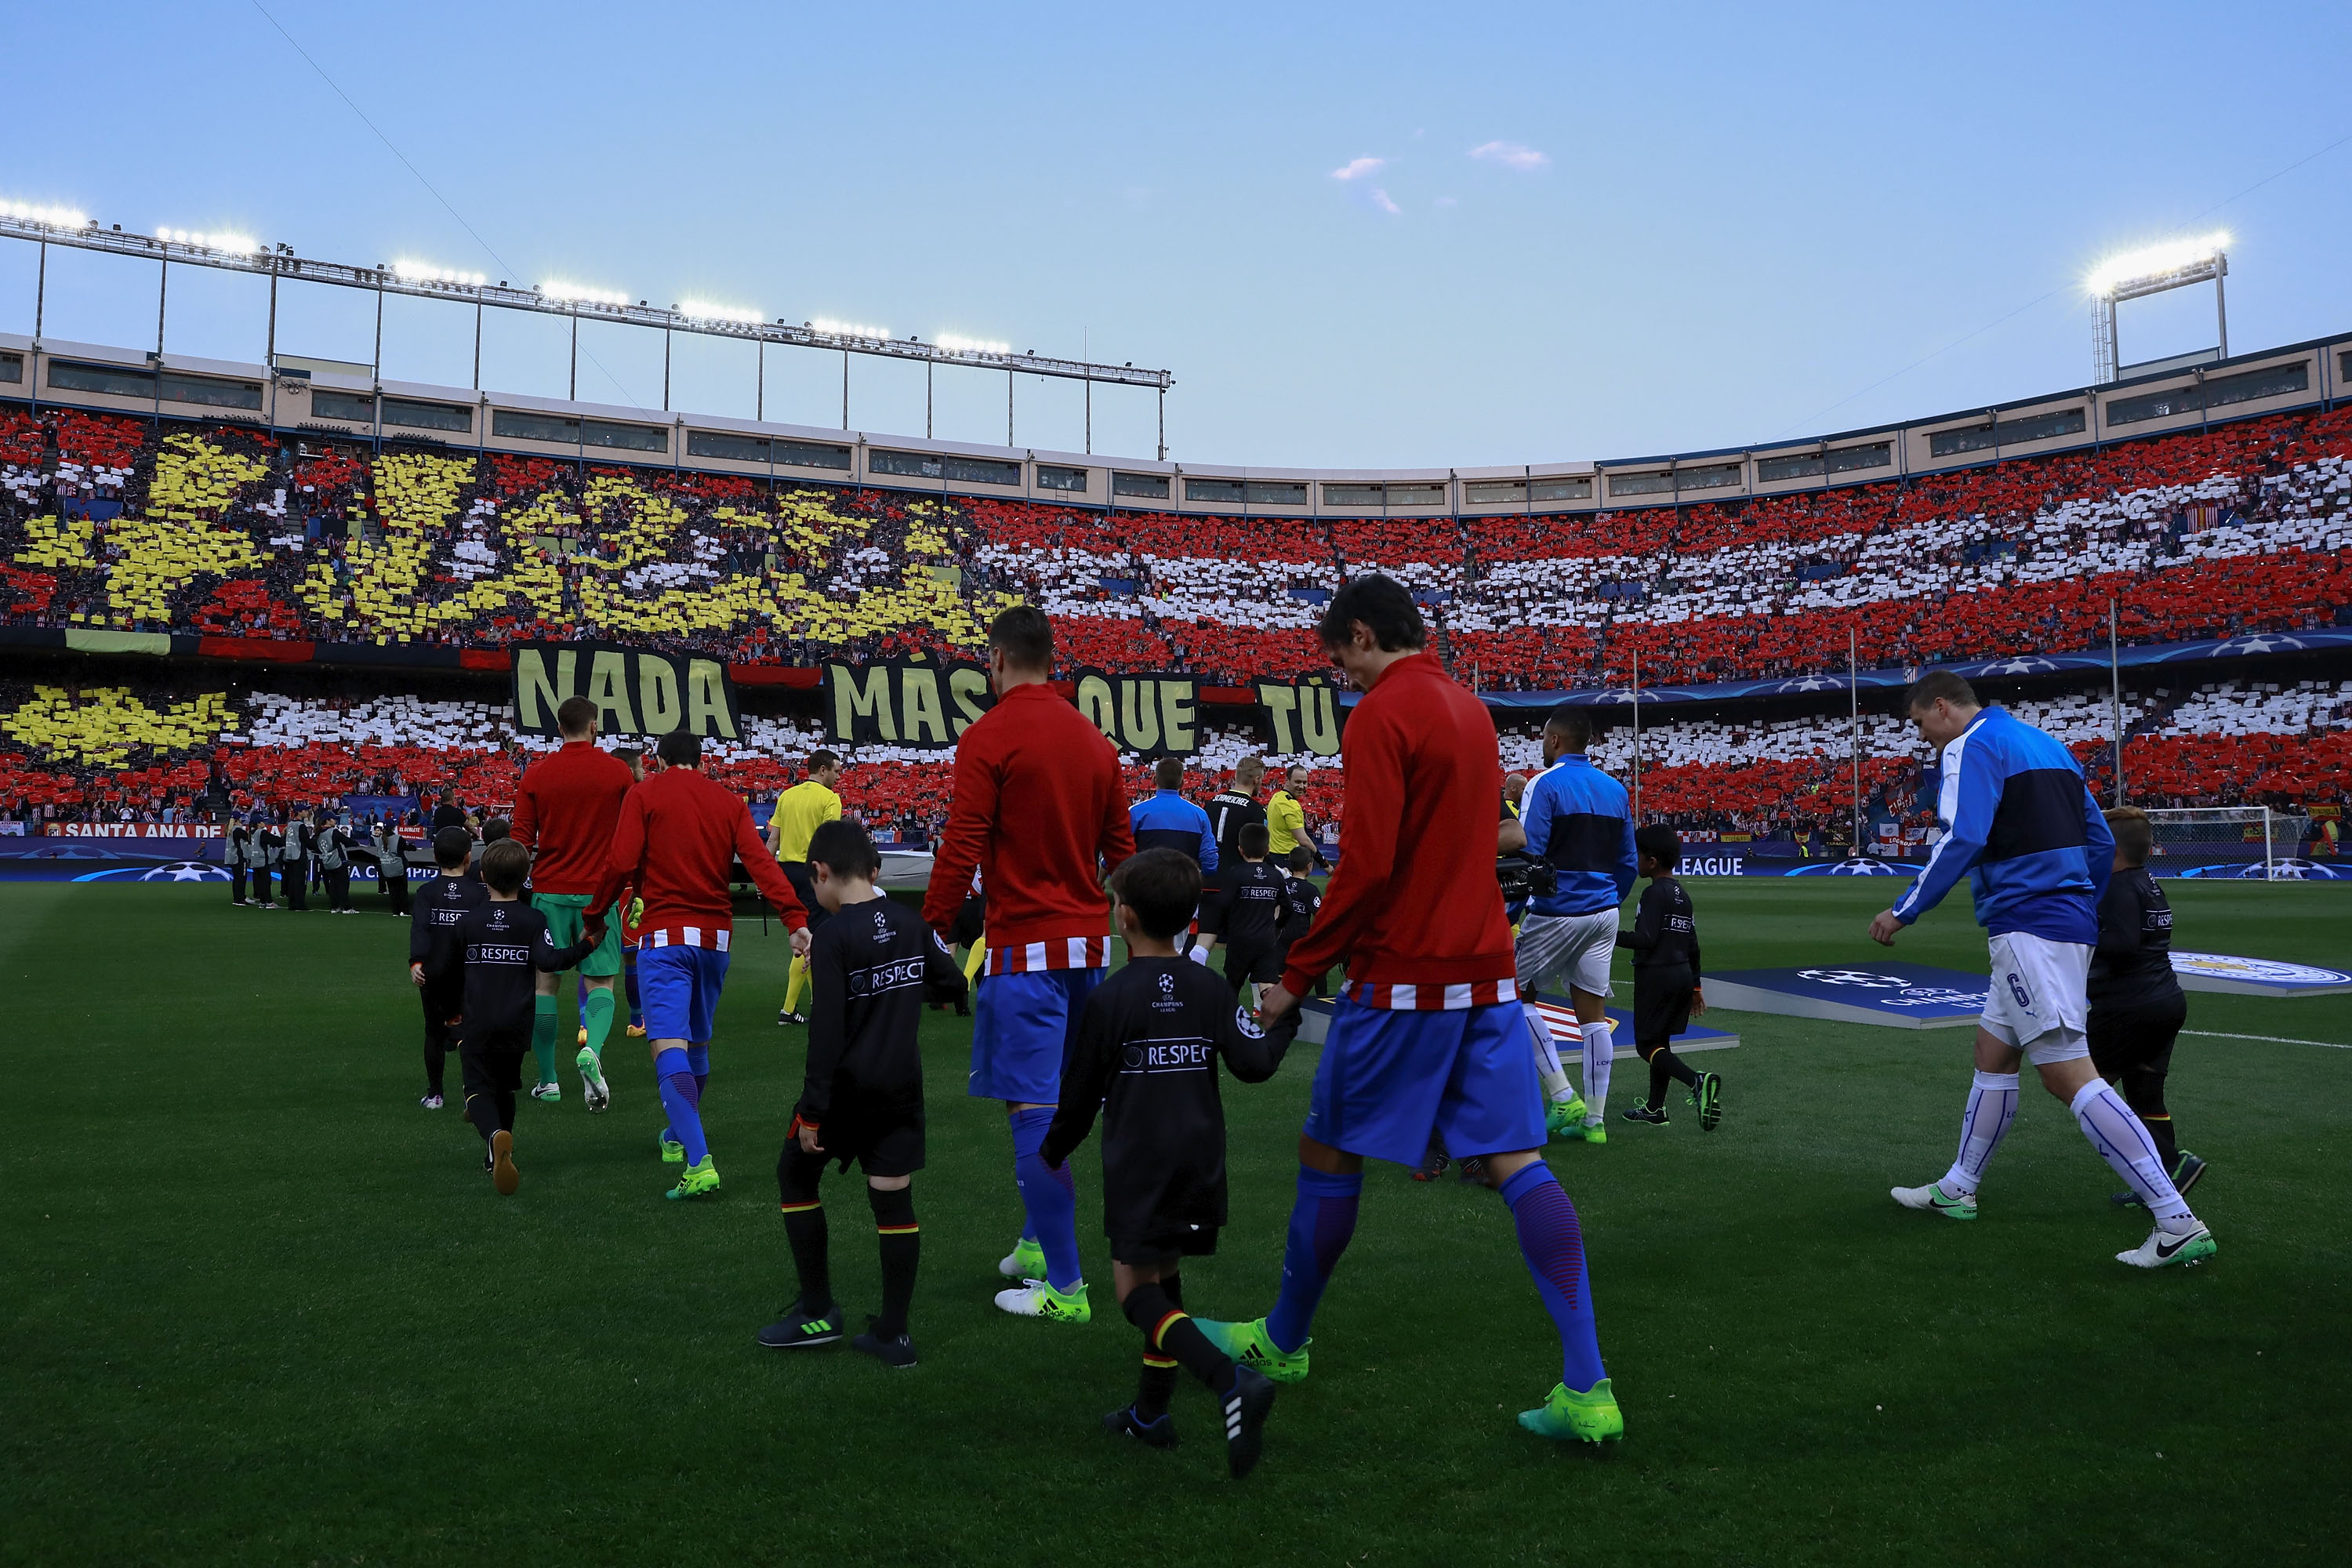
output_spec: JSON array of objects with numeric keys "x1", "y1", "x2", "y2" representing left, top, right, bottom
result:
[{"x1": 2141, "y1": 807, "x2": 2312, "y2": 879}]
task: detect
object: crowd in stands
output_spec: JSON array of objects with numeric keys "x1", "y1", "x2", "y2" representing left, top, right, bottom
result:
[
  {"x1": 5, "y1": 402, "x2": 2351, "y2": 693},
  {"x1": 0, "y1": 674, "x2": 2340, "y2": 854}
]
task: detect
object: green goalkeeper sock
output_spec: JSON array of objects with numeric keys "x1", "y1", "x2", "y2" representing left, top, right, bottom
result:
[
  {"x1": 532, "y1": 996, "x2": 560, "y2": 1085},
  {"x1": 580, "y1": 985, "x2": 616, "y2": 1060}
]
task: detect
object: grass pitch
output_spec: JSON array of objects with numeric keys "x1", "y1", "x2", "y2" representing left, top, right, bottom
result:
[{"x1": 4, "y1": 877, "x2": 2347, "y2": 1566}]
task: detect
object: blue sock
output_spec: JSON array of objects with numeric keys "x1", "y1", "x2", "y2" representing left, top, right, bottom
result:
[
  {"x1": 1265, "y1": 1166, "x2": 1362, "y2": 1354},
  {"x1": 1010, "y1": 1106, "x2": 1082, "y2": 1291},
  {"x1": 1499, "y1": 1162, "x2": 1606, "y2": 1393},
  {"x1": 686, "y1": 1042, "x2": 710, "y2": 1100},
  {"x1": 624, "y1": 958, "x2": 641, "y2": 1026},
  {"x1": 655, "y1": 1047, "x2": 708, "y2": 1166}
]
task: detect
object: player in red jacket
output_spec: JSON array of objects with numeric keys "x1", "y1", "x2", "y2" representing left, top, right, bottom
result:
[
  {"x1": 512, "y1": 695, "x2": 637, "y2": 1110},
  {"x1": 589, "y1": 729, "x2": 809, "y2": 1201},
  {"x1": 1196, "y1": 575, "x2": 1622, "y2": 1446},
  {"x1": 923, "y1": 605, "x2": 1134, "y2": 1323}
]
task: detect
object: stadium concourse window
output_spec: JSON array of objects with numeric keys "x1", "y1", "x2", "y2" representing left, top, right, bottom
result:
[
  {"x1": 1677, "y1": 462, "x2": 1743, "y2": 492},
  {"x1": 1323, "y1": 481, "x2": 1447, "y2": 508},
  {"x1": 310, "y1": 390, "x2": 374, "y2": 423},
  {"x1": 48, "y1": 359, "x2": 263, "y2": 411},
  {"x1": 383, "y1": 397, "x2": 471, "y2": 434},
  {"x1": 2106, "y1": 361, "x2": 2311, "y2": 428},
  {"x1": 0, "y1": 351, "x2": 20, "y2": 384},
  {"x1": 492, "y1": 409, "x2": 666, "y2": 453},
  {"x1": 1112, "y1": 471, "x2": 1169, "y2": 499},
  {"x1": 1185, "y1": 477, "x2": 1308, "y2": 505},
  {"x1": 1755, "y1": 442, "x2": 1892, "y2": 482},
  {"x1": 687, "y1": 430, "x2": 851, "y2": 470},
  {"x1": 869, "y1": 450, "x2": 1019, "y2": 485},
  {"x1": 1928, "y1": 407, "x2": 2086, "y2": 458},
  {"x1": 1035, "y1": 463, "x2": 1088, "y2": 492},
  {"x1": 1606, "y1": 470, "x2": 1674, "y2": 497},
  {"x1": 1465, "y1": 475, "x2": 1592, "y2": 505}
]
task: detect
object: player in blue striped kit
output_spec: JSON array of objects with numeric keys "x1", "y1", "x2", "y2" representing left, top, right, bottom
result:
[{"x1": 1871, "y1": 671, "x2": 2214, "y2": 1269}]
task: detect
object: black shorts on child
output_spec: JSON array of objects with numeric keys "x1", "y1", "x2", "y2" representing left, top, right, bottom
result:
[
  {"x1": 1633, "y1": 967, "x2": 1696, "y2": 1046},
  {"x1": 1112, "y1": 1223, "x2": 1220, "y2": 1269}
]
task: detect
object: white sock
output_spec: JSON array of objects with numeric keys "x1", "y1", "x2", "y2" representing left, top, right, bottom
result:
[
  {"x1": 1941, "y1": 1069, "x2": 2019, "y2": 1196},
  {"x1": 1525, "y1": 1004, "x2": 1573, "y2": 1102},
  {"x1": 2070, "y1": 1079, "x2": 2194, "y2": 1225},
  {"x1": 1581, "y1": 1018, "x2": 1613, "y2": 1123}
]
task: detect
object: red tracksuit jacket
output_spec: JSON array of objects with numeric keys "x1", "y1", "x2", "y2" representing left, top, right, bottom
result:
[
  {"x1": 922, "y1": 681, "x2": 1134, "y2": 971},
  {"x1": 1279, "y1": 653, "x2": 1516, "y2": 1008},
  {"x1": 511, "y1": 740, "x2": 636, "y2": 896},
  {"x1": 590, "y1": 764, "x2": 805, "y2": 949}
]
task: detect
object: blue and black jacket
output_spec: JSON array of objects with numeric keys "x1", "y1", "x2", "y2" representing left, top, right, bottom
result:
[
  {"x1": 1130, "y1": 789, "x2": 1219, "y2": 872},
  {"x1": 1891, "y1": 706, "x2": 2113, "y2": 943},
  {"x1": 1519, "y1": 754, "x2": 1637, "y2": 919}
]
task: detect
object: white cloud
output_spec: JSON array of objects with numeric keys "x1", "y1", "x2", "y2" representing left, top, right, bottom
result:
[
  {"x1": 1372, "y1": 187, "x2": 1402, "y2": 216},
  {"x1": 1330, "y1": 156, "x2": 1387, "y2": 182},
  {"x1": 1469, "y1": 140, "x2": 1549, "y2": 172}
]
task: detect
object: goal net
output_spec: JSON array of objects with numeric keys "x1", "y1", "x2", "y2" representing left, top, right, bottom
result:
[{"x1": 2141, "y1": 807, "x2": 2312, "y2": 879}]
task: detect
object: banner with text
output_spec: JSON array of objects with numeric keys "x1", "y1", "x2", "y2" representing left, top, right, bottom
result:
[
  {"x1": 511, "y1": 641, "x2": 739, "y2": 740},
  {"x1": 1254, "y1": 679, "x2": 1347, "y2": 758},
  {"x1": 1071, "y1": 670, "x2": 1200, "y2": 757},
  {"x1": 822, "y1": 660, "x2": 995, "y2": 750}
]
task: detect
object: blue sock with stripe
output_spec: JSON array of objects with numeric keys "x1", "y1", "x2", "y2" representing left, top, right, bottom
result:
[
  {"x1": 1499, "y1": 1161, "x2": 1605, "y2": 1392},
  {"x1": 655, "y1": 1047, "x2": 708, "y2": 1166},
  {"x1": 1011, "y1": 1106, "x2": 1082, "y2": 1291},
  {"x1": 1265, "y1": 1165, "x2": 1361, "y2": 1354}
]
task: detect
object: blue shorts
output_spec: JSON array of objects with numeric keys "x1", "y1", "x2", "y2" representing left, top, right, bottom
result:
[
  {"x1": 970, "y1": 968, "x2": 1102, "y2": 1103},
  {"x1": 1304, "y1": 999, "x2": 1544, "y2": 1166},
  {"x1": 639, "y1": 945, "x2": 731, "y2": 1046}
]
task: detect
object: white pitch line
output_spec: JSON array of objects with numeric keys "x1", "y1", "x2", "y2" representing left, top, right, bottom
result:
[{"x1": 2183, "y1": 1029, "x2": 2351, "y2": 1050}]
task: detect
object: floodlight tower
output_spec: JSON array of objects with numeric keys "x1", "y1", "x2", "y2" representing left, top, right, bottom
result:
[{"x1": 2089, "y1": 233, "x2": 2229, "y2": 383}]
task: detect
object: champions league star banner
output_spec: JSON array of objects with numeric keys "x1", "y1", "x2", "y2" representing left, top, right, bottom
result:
[
  {"x1": 822, "y1": 659, "x2": 993, "y2": 750},
  {"x1": 1253, "y1": 679, "x2": 1345, "y2": 758},
  {"x1": 511, "y1": 641, "x2": 740, "y2": 741},
  {"x1": 1072, "y1": 670, "x2": 1201, "y2": 758}
]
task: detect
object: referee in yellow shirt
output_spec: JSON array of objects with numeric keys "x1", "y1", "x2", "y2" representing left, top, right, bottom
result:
[
  {"x1": 1265, "y1": 764, "x2": 1329, "y2": 870},
  {"x1": 768, "y1": 750, "x2": 844, "y2": 1025}
]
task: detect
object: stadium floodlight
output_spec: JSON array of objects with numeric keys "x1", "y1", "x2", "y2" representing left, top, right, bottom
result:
[
  {"x1": 2087, "y1": 231, "x2": 2230, "y2": 383},
  {"x1": 677, "y1": 299, "x2": 764, "y2": 325},
  {"x1": 2087, "y1": 232, "x2": 2230, "y2": 298},
  {"x1": 2, "y1": 199, "x2": 91, "y2": 230},
  {"x1": 393, "y1": 259, "x2": 488, "y2": 286},
  {"x1": 156, "y1": 226, "x2": 262, "y2": 253},
  {"x1": 541, "y1": 281, "x2": 630, "y2": 307},
  {"x1": 935, "y1": 332, "x2": 1011, "y2": 354},
  {"x1": 810, "y1": 317, "x2": 891, "y2": 340}
]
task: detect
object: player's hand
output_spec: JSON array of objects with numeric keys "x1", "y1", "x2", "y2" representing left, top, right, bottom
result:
[
  {"x1": 1258, "y1": 983, "x2": 1302, "y2": 1025},
  {"x1": 1690, "y1": 985, "x2": 1707, "y2": 1018},
  {"x1": 582, "y1": 915, "x2": 607, "y2": 947},
  {"x1": 789, "y1": 925, "x2": 813, "y2": 959},
  {"x1": 795, "y1": 1120, "x2": 824, "y2": 1155},
  {"x1": 408, "y1": 962, "x2": 426, "y2": 988},
  {"x1": 1868, "y1": 909, "x2": 1904, "y2": 947}
]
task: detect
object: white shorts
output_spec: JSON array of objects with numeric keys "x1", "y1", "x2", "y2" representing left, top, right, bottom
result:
[
  {"x1": 1981, "y1": 932, "x2": 2092, "y2": 1064},
  {"x1": 1515, "y1": 909, "x2": 1621, "y2": 1000}
]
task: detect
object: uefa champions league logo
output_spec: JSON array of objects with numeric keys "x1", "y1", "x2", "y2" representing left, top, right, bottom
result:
[
  {"x1": 72, "y1": 861, "x2": 230, "y2": 883},
  {"x1": 1235, "y1": 1006, "x2": 1265, "y2": 1039},
  {"x1": 1798, "y1": 968, "x2": 1912, "y2": 989}
]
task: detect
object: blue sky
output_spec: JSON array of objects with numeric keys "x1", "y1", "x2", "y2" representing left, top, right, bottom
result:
[{"x1": 4, "y1": 2, "x2": 2348, "y2": 469}]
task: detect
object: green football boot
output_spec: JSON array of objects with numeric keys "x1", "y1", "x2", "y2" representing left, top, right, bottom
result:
[
  {"x1": 1195, "y1": 1316, "x2": 1312, "y2": 1385},
  {"x1": 1518, "y1": 1378, "x2": 1624, "y2": 1444},
  {"x1": 997, "y1": 1236, "x2": 1047, "y2": 1280},
  {"x1": 1544, "y1": 1096, "x2": 1588, "y2": 1137},
  {"x1": 666, "y1": 1156, "x2": 721, "y2": 1200},
  {"x1": 1891, "y1": 1180, "x2": 1976, "y2": 1220},
  {"x1": 658, "y1": 1129, "x2": 686, "y2": 1164},
  {"x1": 992, "y1": 1278, "x2": 1092, "y2": 1323}
]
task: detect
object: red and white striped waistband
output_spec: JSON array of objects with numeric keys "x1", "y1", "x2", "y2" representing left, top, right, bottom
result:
[
  {"x1": 1341, "y1": 976, "x2": 1520, "y2": 1011},
  {"x1": 643, "y1": 925, "x2": 731, "y2": 953},
  {"x1": 985, "y1": 935, "x2": 1109, "y2": 975}
]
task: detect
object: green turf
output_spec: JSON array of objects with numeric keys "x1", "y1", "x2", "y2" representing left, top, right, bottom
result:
[{"x1": 4, "y1": 878, "x2": 2347, "y2": 1565}]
